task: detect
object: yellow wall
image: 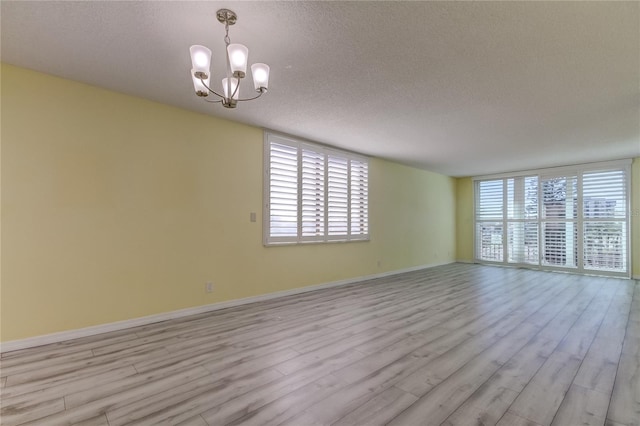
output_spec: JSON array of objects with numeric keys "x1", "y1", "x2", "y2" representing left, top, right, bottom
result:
[
  {"x1": 633, "y1": 157, "x2": 640, "y2": 277},
  {"x1": 0, "y1": 64, "x2": 456, "y2": 342},
  {"x1": 455, "y1": 177, "x2": 474, "y2": 262},
  {"x1": 456, "y1": 160, "x2": 640, "y2": 277}
]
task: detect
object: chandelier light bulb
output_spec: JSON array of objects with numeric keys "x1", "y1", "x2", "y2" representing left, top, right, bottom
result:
[
  {"x1": 251, "y1": 63, "x2": 270, "y2": 92},
  {"x1": 222, "y1": 77, "x2": 240, "y2": 100},
  {"x1": 227, "y1": 44, "x2": 248, "y2": 78},
  {"x1": 230, "y1": 50, "x2": 245, "y2": 67},
  {"x1": 191, "y1": 69, "x2": 210, "y2": 96},
  {"x1": 194, "y1": 53, "x2": 208, "y2": 67},
  {"x1": 189, "y1": 45, "x2": 212, "y2": 78}
]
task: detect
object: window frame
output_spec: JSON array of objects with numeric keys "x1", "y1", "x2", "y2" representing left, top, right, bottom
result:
[
  {"x1": 473, "y1": 159, "x2": 632, "y2": 278},
  {"x1": 263, "y1": 131, "x2": 369, "y2": 246}
]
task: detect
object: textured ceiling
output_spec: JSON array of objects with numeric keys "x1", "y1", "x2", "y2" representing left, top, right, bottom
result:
[{"x1": 2, "y1": 1, "x2": 639, "y2": 176}]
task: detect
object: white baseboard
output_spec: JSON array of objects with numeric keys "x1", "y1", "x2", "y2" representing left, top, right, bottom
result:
[
  {"x1": 0, "y1": 261, "x2": 453, "y2": 353},
  {"x1": 455, "y1": 259, "x2": 476, "y2": 264},
  {"x1": 633, "y1": 274, "x2": 640, "y2": 281}
]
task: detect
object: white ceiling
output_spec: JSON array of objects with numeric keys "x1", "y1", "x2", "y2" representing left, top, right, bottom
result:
[{"x1": 2, "y1": 1, "x2": 639, "y2": 176}]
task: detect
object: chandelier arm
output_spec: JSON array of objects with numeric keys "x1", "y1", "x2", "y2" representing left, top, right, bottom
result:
[
  {"x1": 203, "y1": 98, "x2": 223, "y2": 104},
  {"x1": 237, "y1": 91, "x2": 264, "y2": 102},
  {"x1": 199, "y1": 77, "x2": 225, "y2": 99}
]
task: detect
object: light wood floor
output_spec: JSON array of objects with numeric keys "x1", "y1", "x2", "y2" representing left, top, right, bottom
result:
[{"x1": 1, "y1": 264, "x2": 639, "y2": 426}]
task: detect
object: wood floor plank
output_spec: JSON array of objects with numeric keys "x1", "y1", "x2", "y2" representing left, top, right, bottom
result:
[
  {"x1": 271, "y1": 328, "x2": 387, "y2": 376},
  {"x1": 0, "y1": 330, "x2": 139, "y2": 363},
  {"x1": 441, "y1": 279, "x2": 607, "y2": 426},
  {"x1": 441, "y1": 381, "x2": 519, "y2": 426},
  {"x1": 5, "y1": 346, "x2": 170, "y2": 387},
  {"x1": 438, "y1": 275, "x2": 605, "y2": 426},
  {"x1": 331, "y1": 386, "x2": 418, "y2": 426},
  {"x1": 2, "y1": 366, "x2": 138, "y2": 412},
  {"x1": 131, "y1": 325, "x2": 316, "y2": 376},
  {"x1": 605, "y1": 419, "x2": 629, "y2": 426},
  {"x1": 0, "y1": 396, "x2": 65, "y2": 425},
  {"x1": 174, "y1": 414, "x2": 209, "y2": 426},
  {"x1": 63, "y1": 363, "x2": 203, "y2": 409},
  {"x1": 106, "y1": 368, "x2": 283, "y2": 426},
  {"x1": 0, "y1": 265, "x2": 636, "y2": 426},
  {"x1": 240, "y1": 284, "x2": 534, "y2": 425},
  {"x1": 508, "y1": 350, "x2": 584, "y2": 426},
  {"x1": 387, "y1": 323, "x2": 541, "y2": 425},
  {"x1": 198, "y1": 349, "x2": 365, "y2": 425},
  {"x1": 0, "y1": 350, "x2": 96, "y2": 378},
  {"x1": 200, "y1": 347, "x2": 300, "y2": 375},
  {"x1": 223, "y1": 374, "x2": 347, "y2": 426},
  {"x1": 334, "y1": 326, "x2": 453, "y2": 385},
  {"x1": 392, "y1": 278, "x2": 582, "y2": 399},
  {"x1": 572, "y1": 282, "x2": 631, "y2": 399},
  {"x1": 286, "y1": 307, "x2": 543, "y2": 425},
  {"x1": 338, "y1": 272, "x2": 567, "y2": 388},
  {"x1": 607, "y1": 345, "x2": 640, "y2": 426},
  {"x1": 1, "y1": 365, "x2": 139, "y2": 402},
  {"x1": 18, "y1": 366, "x2": 213, "y2": 425},
  {"x1": 100, "y1": 346, "x2": 298, "y2": 425},
  {"x1": 497, "y1": 410, "x2": 544, "y2": 426},
  {"x1": 554, "y1": 282, "x2": 616, "y2": 357},
  {"x1": 606, "y1": 280, "x2": 640, "y2": 426},
  {"x1": 396, "y1": 322, "x2": 540, "y2": 397},
  {"x1": 69, "y1": 414, "x2": 110, "y2": 426},
  {"x1": 550, "y1": 384, "x2": 609, "y2": 426},
  {"x1": 290, "y1": 321, "x2": 382, "y2": 354},
  {"x1": 573, "y1": 336, "x2": 623, "y2": 395}
]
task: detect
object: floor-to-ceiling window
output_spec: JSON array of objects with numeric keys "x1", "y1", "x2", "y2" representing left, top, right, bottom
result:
[{"x1": 474, "y1": 160, "x2": 631, "y2": 277}]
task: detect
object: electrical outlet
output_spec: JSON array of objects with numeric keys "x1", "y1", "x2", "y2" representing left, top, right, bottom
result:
[
  {"x1": 250, "y1": 212, "x2": 257, "y2": 222},
  {"x1": 205, "y1": 282, "x2": 214, "y2": 293}
]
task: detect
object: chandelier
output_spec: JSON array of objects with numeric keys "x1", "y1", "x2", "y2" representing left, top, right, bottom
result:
[{"x1": 189, "y1": 9, "x2": 270, "y2": 109}]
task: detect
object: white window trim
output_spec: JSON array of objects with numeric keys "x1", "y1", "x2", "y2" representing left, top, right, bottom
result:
[
  {"x1": 263, "y1": 131, "x2": 370, "y2": 246},
  {"x1": 473, "y1": 159, "x2": 633, "y2": 278},
  {"x1": 472, "y1": 159, "x2": 632, "y2": 181}
]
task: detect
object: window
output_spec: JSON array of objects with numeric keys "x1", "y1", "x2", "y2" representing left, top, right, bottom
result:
[
  {"x1": 264, "y1": 132, "x2": 369, "y2": 245},
  {"x1": 474, "y1": 160, "x2": 631, "y2": 277}
]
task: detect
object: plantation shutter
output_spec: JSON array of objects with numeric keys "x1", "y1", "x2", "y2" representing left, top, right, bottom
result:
[
  {"x1": 507, "y1": 176, "x2": 539, "y2": 264},
  {"x1": 476, "y1": 179, "x2": 504, "y2": 262},
  {"x1": 350, "y1": 159, "x2": 369, "y2": 238},
  {"x1": 327, "y1": 155, "x2": 349, "y2": 237},
  {"x1": 540, "y1": 174, "x2": 577, "y2": 269},
  {"x1": 582, "y1": 169, "x2": 627, "y2": 273},
  {"x1": 264, "y1": 132, "x2": 369, "y2": 245},
  {"x1": 473, "y1": 159, "x2": 630, "y2": 277},
  {"x1": 268, "y1": 142, "x2": 298, "y2": 241},
  {"x1": 301, "y1": 147, "x2": 325, "y2": 239}
]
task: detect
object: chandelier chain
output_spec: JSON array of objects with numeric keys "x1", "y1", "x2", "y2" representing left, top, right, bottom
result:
[{"x1": 224, "y1": 20, "x2": 231, "y2": 46}]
